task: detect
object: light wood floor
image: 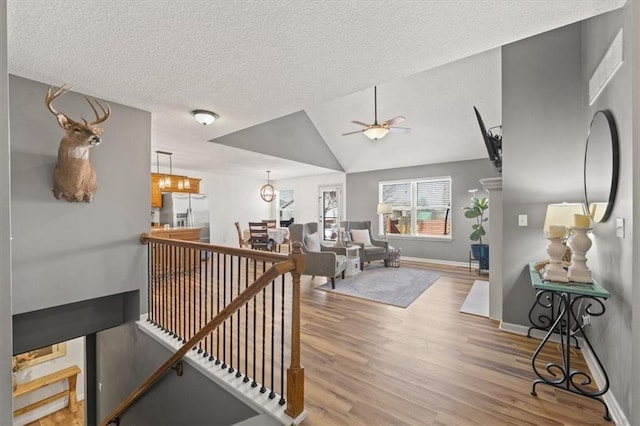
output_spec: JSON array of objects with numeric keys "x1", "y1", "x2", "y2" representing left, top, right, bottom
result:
[
  {"x1": 297, "y1": 260, "x2": 610, "y2": 426},
  {"x1": 34, "y1": 261, "x2": 609, "y2": 425},
  {"x1": 24, "y1": 401, "x2": 83, "y2": 426}
]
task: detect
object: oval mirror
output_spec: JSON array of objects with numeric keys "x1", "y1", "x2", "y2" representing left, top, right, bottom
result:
[{"x1": 584, "y1": 110, "x2": 619, "y2": 223}]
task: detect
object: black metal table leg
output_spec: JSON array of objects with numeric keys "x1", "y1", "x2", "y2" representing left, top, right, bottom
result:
[{"x1": 530, "y1": 292, "x2": 611, "y2": 421}]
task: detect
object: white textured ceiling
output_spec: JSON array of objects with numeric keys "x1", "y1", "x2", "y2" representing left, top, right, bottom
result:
[{"x1": 7, "y1": 0, "x2": 624, "y2": 178}]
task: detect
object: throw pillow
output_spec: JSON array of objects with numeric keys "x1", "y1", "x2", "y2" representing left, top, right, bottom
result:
[
  {"x1": 350, "y1": 229, "x2": 372, "y2": 246},
  {"x1": 305, "y1": 232, "x2": 321, "y2": 252}
]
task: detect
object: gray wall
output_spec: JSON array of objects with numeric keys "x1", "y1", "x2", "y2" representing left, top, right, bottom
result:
[
  {"x1": 9, "y1": 75, "x2": 150, "y2": 314},
  {"x1": 97, "y1": 323, "x2": 257, "y2": 425},
  {"x1": 0, "y1": 0, "x2": 12, "y2": 422},
  {"x1": 346, "y1": 158, "x2": 498, "y2": 262},
  {"x1": 632, "y1": 2, "x2": 640, "y2": 424},
  {"x1": 582, "y1": 6, "x2": 633, "y2": 419},
  {"x1": 502, "y1": 23, "x2": 584, "y2": 326},
  {"x1": 503, "y1": 8, "x2": 634, "y2": 421}
]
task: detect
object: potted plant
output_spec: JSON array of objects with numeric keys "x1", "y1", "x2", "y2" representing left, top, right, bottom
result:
[{"x1": 464, "y1": 193, "x2": 489, "y2": 270}]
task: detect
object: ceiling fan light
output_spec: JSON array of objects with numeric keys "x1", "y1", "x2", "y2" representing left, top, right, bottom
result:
[
  {"x1": 191, "y1": 110, "x2": 219, "y2": 126},
  {"x1": 363, "y1": 126, "x2": 389, "y2": 140}
]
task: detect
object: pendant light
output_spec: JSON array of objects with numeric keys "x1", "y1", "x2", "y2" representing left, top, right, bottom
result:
[
  {"x1": 164, "y1": 153, "x2": 172, "y2": 188},
  {"x1": 155, "y1": 151, "x2": 192, "y2": 191},
  {"x1": 260, "y1": 170, "x2": 275, "y2": 202},
  {"x1": 155, "y1": 150, "x2": 174, "y2": 189},
  {"x1": 156, "y1": 151, "x2": 166, "y2": 189}
]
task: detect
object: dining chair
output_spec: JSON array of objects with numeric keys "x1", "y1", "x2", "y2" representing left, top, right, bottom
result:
[
  {"x1": 262, "y1": 219, "x2": 280, "y2": 251},
  {"x1": 248, "y1": 222, "x2": 272, "y2": 251},
  {"x1": 234, "y1": 222, "x2": 249, "y2": 248}
]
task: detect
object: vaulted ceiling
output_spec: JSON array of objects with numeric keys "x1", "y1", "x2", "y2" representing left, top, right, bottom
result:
[{"x1": 8, "y1": 0, "x2": 624, "y2": 179}]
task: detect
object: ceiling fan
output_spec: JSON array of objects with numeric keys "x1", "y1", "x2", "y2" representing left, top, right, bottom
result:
[{"x1": 342, "y1": 86, "x2": 411, "y2": 140}]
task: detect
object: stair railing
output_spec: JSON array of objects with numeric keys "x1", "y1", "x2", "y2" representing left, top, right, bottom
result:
[{"x1": 100, "y1": 234, "x2": 305, "y2": 426}]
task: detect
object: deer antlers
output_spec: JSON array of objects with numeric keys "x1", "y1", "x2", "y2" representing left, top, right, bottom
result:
[{"x1": 45, "y1": 84, "x2": 111, "y2": 134}]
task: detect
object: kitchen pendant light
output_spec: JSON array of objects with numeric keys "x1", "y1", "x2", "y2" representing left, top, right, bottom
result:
[
  {"x1": 156, "y1": 151, "x2": 167, "y2": 189},
  {"x1": 156, "y1": 150, "x2": 174, "y2": 190},
  {"x1": 260, "y1": 170, "x2": 275, "y2": 202},
  {"x1": 155, "y1": 151, "x2": 194, "y2": 192},
  {"x1": 164, "y1": 152, "x2": 173, "y2": 188}
]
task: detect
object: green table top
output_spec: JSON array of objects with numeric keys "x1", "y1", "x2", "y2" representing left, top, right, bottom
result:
[{"x1": 528, "y1": 261, "x2": 610, "y2": 299}]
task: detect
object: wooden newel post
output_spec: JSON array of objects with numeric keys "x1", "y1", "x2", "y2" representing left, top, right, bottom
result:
[{"x1": 285, "y1": 242, "x2": 305, "y2": 418}]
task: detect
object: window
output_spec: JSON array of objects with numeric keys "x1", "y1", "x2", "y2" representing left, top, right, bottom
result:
[
  {"x1": 379, "y1": 177, "x2": 451, "y2": 238},
  {"x1": 278, "y1": 189, "x2": 294, "y2": 227}
]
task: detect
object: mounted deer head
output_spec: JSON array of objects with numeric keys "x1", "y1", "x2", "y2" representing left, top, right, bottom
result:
[{"x1": 45, "y1": 84, "x2": 110, "y2": 202}]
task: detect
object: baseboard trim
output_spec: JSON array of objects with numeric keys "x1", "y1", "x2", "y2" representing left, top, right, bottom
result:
[
  {"x1": 499, "y1": 321, "x2": 629, "y2": 425},
  {"x1": 401, "y1": 256, "x2": 468, "y2": 268},
  {"x1": 580, "y1": 340, "x2": 630, "y2": 425}
]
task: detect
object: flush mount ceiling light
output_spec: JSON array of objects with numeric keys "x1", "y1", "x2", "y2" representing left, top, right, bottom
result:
[
  {"x1": 260, "y1": 170, "x2": 275, "y2": 203},
  {"x1": 191, "y1": 110, "x2": 219, "y2": 126}
]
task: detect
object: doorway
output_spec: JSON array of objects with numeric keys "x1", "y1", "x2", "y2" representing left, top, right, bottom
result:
[{"x1": 318, "y1": 184, "x2": 343, "y2": 241}]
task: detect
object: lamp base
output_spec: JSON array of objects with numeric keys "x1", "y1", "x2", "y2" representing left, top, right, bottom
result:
[
  {"x1": 567, "y1": 268, "x2": 593, "y2": 283},
  {"x1": 542, "y1": 237, "x2": 568, "y2": 282},
  {"x1": 567, "y1": 227, "x2": 593, "y2": 284},
  {"x1": 542, "y1": 264, "x2": 569, "y2": 282}
]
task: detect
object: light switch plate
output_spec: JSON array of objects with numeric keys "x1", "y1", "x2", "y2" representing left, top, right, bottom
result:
[
  {"x1": 518, "y1": 214, "x2": 528, "y2": 227},
  {"x1": 616, "y1": 218, "x2": 625, "y2": 238}
]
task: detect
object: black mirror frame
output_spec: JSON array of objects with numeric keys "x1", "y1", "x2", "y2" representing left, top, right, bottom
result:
[{"x1": 584, "y1": 109, "x2": 619, "y2": 223}]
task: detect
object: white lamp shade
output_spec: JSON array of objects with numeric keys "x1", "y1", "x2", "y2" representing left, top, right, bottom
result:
[
  {"x1": 192, "y1": 110, "x2": 219, "y2": 125},
  {"x1": 363, "y1": 126, "x2": 389, "y2": 140},
  {"x1": 543, "y1": 203, "x2": 587, "y2": 236},
  {"x1": 589, "y1": 202, "x2": 607, "y2": 223},
  {"x1": 377, "y1": 202, "x2": 393, "y2": 215}
]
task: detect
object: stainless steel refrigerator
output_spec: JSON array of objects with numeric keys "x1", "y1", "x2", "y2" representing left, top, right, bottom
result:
[{"x1": 159, "y1": 193, "x2": 210, "y2": 246}]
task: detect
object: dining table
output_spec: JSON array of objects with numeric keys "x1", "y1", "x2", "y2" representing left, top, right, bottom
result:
[
  {"x1": 267, "y1": 227, "x2": 290, "y2": 244},
  {"x1": 243, "y1": 227, "x2": 290, "y2": 245}
]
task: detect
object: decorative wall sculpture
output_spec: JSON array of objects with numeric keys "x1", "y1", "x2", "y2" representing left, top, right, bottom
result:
[{"x1": 45, "y1": 84, "x2": 110, "y2": 202}]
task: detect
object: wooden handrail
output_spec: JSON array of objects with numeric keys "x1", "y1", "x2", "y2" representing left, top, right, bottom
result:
[
  {"x1": 100, "y1": 248, "x2": 300, "y2": 426},
  {"x1": 140, "y1": 233, "x2": 288, "y2": 263}
]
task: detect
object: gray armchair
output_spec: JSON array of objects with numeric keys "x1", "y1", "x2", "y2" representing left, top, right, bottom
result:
[
  {"x1": 340, "y1": 220, "x2": 389, "y2": 269},
  {"x1": 289, "y1": 223, "x2": 347, "y2": 288}
]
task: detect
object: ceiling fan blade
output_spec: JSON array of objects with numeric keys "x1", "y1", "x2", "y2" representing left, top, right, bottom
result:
[
  {"x1": 342, "y1": 129, "x2": 365, "y2": 136},
  {"x1": 389, "y1": 126, "x2": 411, "y2": 134},
  {"x1": 383, "y1": 116, "x2": 406, "y2": 126},
  {"x1": 350, "y1": 120, "x2": 372, "y2": 127}
]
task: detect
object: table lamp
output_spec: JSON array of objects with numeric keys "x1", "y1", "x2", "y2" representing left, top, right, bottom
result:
[
  {"x1": 377, "y1": 202, "x2": 393, "y2": 239},
  {"x1": 567, "y1": 213, "x2": 593, "y2": 283},
  {"x1": 541, "y1": 203, "x2": 587, "y2": 282}
]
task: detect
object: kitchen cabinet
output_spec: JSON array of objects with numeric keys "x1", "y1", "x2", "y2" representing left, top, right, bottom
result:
[
  {"x1": 150, "y1": 227, "x2": 202, "y2": 275},
  {"x1": 150, "y1": 173, "x2": 201, "y2": 207},
  {"x1": 151, "y1": 174, "x2": 163, "y2": 208},
  {"x1": 151, "y1": 227, "x2": 201, "y2": 241}
]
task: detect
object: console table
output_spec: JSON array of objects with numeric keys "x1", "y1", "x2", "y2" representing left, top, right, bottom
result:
[{"x1": 527, "y1": 261, "x2": 611, "y2": 421}]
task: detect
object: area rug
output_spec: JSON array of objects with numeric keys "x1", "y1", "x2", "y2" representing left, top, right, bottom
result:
[
  {"x1": 316, "y1": 264, "x2": 441, "y2": 308},
  {"x1": 459, "y1": 280, "x2": 489, "y2": 318}
]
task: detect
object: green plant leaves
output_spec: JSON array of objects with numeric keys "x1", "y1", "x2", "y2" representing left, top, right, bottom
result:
[{"x1": 464, "y1": 196, "x2": 489, "y2": 244}]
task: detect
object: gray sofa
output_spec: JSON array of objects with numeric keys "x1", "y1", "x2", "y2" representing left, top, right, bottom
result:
[
  {"x1": 289, "y1": 223, "x2": 347, "y2": 288},
  {"x1": 340, "y1": 220, "x2": 389, "y2": 269}
]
